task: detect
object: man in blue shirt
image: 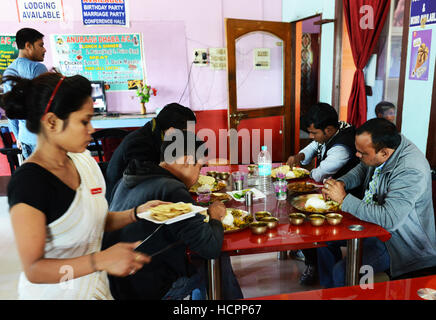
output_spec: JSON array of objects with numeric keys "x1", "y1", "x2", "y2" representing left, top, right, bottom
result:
[{"x1": 3, "y1": 28, "x2": 47, "y2": 159}]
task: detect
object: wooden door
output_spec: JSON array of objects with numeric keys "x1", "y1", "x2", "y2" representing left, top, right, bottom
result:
[{"x1": 225, "y1": 18, "x2": 298, "y2": 164}]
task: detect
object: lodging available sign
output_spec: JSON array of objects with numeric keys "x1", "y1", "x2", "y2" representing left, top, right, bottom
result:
[
  {"x1": 81, "y1": 0, "x2": 129, "y2": 26},
  {"x1": 16, "y1": 0, "x2": 65, "y2": 22},
  {"x1": 0, "y1": 36, "x2": 18, "y2": 76},
  {"x1": 50, "y1": 33, "x2": 145, "y2": 91}
]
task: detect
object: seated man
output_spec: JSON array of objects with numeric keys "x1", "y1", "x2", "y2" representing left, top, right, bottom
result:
[
  {"x1": 105, "y1": 102, "x2": 197, "y2": 202},
  {"x1": 286, "y1": 103, "x2": 360, "y2": 286},
  {"x1": 375, "y1": 101, "x2": 396, "y2": 123},
  {"x1": 103, "y1": 130, "x2": 243, "y2": 299},
  {"x1": 321, "y1": 118, "x2": 436, "y2": 287}
]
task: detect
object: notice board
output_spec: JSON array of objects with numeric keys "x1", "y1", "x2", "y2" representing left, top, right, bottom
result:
[
  {"x1": 0, "y1": 35, "x2": 18, "y2": 75},
  {"x1": 50, "y1": 33, "x2": 145, "y2": 91}
]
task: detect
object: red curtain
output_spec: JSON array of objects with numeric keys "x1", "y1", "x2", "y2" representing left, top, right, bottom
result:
[{"x1": 343, "y1": 0, "x2": 391, "y2": 127}]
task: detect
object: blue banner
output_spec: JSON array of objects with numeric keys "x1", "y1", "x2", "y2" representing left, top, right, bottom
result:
[
  {"x1": 410, "y1": 0, "x2": 436, "y2": 27},
  {"x1": 81, "y1": 0, "x2": 128, "y2": 26}
]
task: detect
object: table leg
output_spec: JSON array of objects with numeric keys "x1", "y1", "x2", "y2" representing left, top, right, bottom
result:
[
  {"x1": 346, "y1": 238, "x2": 363, "y2": 286},
  {"x1": 207, "y1": 258, "x2": 221, "y2": 300},
  {"x1": 277, "y1": 251, "x2": 288, "y2": 260}
]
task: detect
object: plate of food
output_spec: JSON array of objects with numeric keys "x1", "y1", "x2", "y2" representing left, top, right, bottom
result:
[
  {"x1": 210, "y1": 192, "x2": 232, "y2": 202},
  {"x1": 271, "y1": 165, "x2": 310, "y2": 179},
  {"x1": 222, "y1": 208, "x2": 254, "y2": 233},
  {"x1": 287, "y1": 181, "x2": 319, "y2": 194},
  {"x1": 138, "y1": 202, "x2": 207, "y2": 224},
  {"x1": 290, "y1": 193, "x2": 341, "y2": 214},
  {"x1": 189, "y1": 175, "x2": 227, "y2": 193},
  {"x1": 226, "y1": 188, "x2": 266, "y2": 202}
]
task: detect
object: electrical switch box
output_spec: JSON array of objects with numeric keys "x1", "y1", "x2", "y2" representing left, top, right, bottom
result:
[{"x1": 193, "y1": 49, "x2": 208, "y2": 66}]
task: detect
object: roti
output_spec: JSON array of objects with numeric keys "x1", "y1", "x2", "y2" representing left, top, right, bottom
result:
[{"x1": 150, "y1": 203, "x2": 192, "y2": 221}]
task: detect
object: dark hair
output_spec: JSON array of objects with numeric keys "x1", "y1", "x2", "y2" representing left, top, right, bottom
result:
[
  {"x1": 1, "y1": 72, "x2": 92, "y2": 134},
  {"x1": 375, "y1": 101, "x2": 395, "y2": 116},
  {"x1": 160, "y1": 130, "x2": 208, "y2": 163},
  {"x1": 356, "y1": 118, "x2": 401, "y2": 152},
  {"x1": 16, "y1": 28, "x2": 44, "y2": 49},
  {"x1": 156, "y1": 103, "x2": 196, "y2": 132},
  {"x1": 302, "y1": 102, "x2": 339, "y2": 131}
]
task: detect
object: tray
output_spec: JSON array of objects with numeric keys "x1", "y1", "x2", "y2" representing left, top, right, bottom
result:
[
  {"x1": 226, "y1": 188, "x2": 266, "y2": 202},
  {"x1": 223, "y1": 208, "x2": 253, "y2": 233},
  {"x1": 138, "y1": 203, "x2": 207, "y2": 224},
  {"x1": 290, "y1": 193, "x2": 340, "y2": 214}
]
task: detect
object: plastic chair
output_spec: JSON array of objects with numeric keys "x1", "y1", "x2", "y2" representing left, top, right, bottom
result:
[{"x1": 0, "y1": 126, "x2": 22, "y2": 175}]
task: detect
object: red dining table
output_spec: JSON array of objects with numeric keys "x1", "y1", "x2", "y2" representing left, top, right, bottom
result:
[{"x1": 200, "y1": 164, "x2": 391, "y2": 300}]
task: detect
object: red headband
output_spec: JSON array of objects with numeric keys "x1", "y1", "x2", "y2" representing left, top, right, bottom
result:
[{"x1": 44, "y1": 76, "x2": 66, "y2": 114}]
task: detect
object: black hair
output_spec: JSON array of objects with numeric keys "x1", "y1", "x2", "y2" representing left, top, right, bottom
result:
[
  {"x1": 156, "y1": 103, "x2": 196, "y2": 132},
  {"x1": 160, "y1": 130, "x2": 208, "y2": 163},
  {"x1": 1, "y1": 72, "x2": 92, "y2": 134},
  {"x1": 302, "y1": 102, "x2": 339, "y2": 131},
  {"x1": 356, "y1": 118, "x2": 401, "y2": 152},
  {"x1": 375, "y1": 101, "x2": 395, "y2": 116},
  {"x1": 16, "y1": 28, "x2": 44, "y2": 49}
]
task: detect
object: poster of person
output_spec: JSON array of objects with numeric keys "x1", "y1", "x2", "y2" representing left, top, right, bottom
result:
[
  {"x1": 409, "y1": 29, "x2": 432, "y2": 81},
  {"x1": 50, "y1": 33, "x2": 145, "y2": 91}
]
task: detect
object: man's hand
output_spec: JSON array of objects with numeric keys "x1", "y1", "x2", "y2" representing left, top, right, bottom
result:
[
  {"x1": 322, "y1": 179, "x2": 347, "y2": 204},
  {"x1": 286, "y1": 153, "x2": 305, "y2": 168},
  {"x1": 208, "y1": 200, "x2": 226, "y2": 221}
]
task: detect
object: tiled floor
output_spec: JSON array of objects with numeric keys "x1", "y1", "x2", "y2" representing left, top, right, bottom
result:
[{"x1": 0, "y1": 196, "x2": 322, "y2": 300}]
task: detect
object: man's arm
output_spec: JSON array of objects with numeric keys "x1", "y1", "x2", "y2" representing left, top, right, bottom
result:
[
  {"x1": 310, "y1": 144, "x2": 352, "y2": 182},
  {"x1": 336, "y1": 162, "x2": 368, "y2": 191}
]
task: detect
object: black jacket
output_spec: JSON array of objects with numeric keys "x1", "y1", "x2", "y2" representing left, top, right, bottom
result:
[{"x1": 103, "y1": 161, "x2": 224, "y2": 300}]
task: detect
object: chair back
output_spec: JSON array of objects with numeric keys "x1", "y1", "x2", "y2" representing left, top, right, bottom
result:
[{"x1": 0, "y1": 126, "x2": 22, "y2": 174}]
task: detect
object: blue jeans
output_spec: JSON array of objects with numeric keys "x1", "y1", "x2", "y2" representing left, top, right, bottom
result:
[
  {"x1": 162, "y1": 273, "x2": 204, "y2": 300},
  {"x1": 317, "y1": 237, "x2": 390, "y2": 288}
]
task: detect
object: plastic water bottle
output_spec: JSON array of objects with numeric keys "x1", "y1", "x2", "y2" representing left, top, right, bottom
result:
[{"x1": 257, "y1": 145, "x2": 272, "y2": 195}]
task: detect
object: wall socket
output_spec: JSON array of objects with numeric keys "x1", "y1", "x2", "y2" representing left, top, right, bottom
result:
[{"x1": 193, "y1": 48, "x2": 208, "y2": 66}]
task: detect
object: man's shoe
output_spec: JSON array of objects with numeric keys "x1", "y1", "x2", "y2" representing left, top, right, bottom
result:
[
  {"x1": 289, "y1": 250, "x2": 305, "y2": 262},
  {"x1": 299, "y1": 265, "x2": 318, "y2": 286}
]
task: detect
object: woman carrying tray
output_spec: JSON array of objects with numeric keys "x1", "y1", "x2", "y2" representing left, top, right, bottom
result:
[{"x1": 2, "y1": 72, "x2": 166, "y2": 299}]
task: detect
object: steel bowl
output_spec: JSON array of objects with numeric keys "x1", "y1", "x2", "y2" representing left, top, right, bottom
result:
[
  {"x1": 206, "y1": 171, "x2": 218, "y2": 178},
  {"x1": 255, "y1": 211, "x2": 272, "y2": 221},
  {"x1": 325, "y1": 213, "x2": 343, "y2": 225},
  {"x1": 308, "y1": 214, "x2": 326, "y2": 226},
  {"x1": 249, "y1": 222, "x2": 268, "y2": 235},
  {"x1": 289, "y1": 213, "x2": 306, "y2": 225},
  {"x1": 260, "y1": 216, "x2": 279, "y2": 229},
  {"x1": 218, "y1": 172, "x2": 230, "y2": 180}
]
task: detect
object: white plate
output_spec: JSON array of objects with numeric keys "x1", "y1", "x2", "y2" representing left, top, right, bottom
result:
[
  {"x1": 138, "y1": 203, "x2": 207, "y2": 224},
  {"x1": 226, "y1": 188, "x2": 266, "y2": 202}
]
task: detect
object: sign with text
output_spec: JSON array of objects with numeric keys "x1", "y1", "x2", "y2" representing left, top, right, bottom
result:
[
  {"x1": 0, "y1": 36, "x2": 18, "y2": 76},
  {"x1": 16, "y1": 0, "x2": 64, "y2": 22},
  {"x1": 409, "y1": 29, "x2": 432, "y2": 81},
  {"x1": 410, "y1": 0, "x2": 436, "y2": 27},
  {"x1": 50, "y1": 33, "x2": 145, "y2": 91},
  {"x1": 81, "y1": 0, "x2": 129, "y2": 26}
]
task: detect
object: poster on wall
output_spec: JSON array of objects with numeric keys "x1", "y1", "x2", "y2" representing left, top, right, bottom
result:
[
  {"x1": 50, "y1": 33, "x2": 145, "y2": 91},
  {"x1": 0, "y1": 36, "x2": 18, "y2": 76},
  {"x1": 409, "y1": 29, "x2": 432, "y2": 81},
  {"x1": 410, "y1": 0, "x2": 436, "y2": 27},
  {"x1": 16, "y1": 0, "x2": 64, "y2": 22},
  {"x1": 81, "y1": 0, "x2": 129, "y2": 26}
]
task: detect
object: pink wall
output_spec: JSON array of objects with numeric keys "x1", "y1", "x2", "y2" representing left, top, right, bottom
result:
[{"x1": 0, "y1": 0, "x2": 282, "y2": 113}]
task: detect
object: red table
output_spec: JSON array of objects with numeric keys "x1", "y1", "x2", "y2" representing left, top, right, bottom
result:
[
  {"x1": 247, "y1": 275, "x2": 436, "y2": 300},
  {"x1": 201, "y1": 164, "x2": 391, "y2": 300}
]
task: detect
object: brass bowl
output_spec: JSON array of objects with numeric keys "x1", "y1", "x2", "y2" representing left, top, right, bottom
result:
[
  {"x1": 260, "y1": 217, "x2": 279, "y2": 229},
  {"x1": 308, "y1": 214, "x2": 326, "y2": 226},
  {"x1": 289, "y1": 213, "x2": 306, "y2": 225},
  {"x1": 250, "y1": 222, "x2": 268, "y2": 235},
  {"x1": 326, "y1": 213, "x2": 343, "y2": 225},
  {"x1": 218, "y1": 172, "x2": 230, "y2": 180},
  {"x1": 255, "y1": 211, "x2": 272, "y2": 220},
  {"x1": 207, "y1": 171, "x2": 218, "y2": 178}
]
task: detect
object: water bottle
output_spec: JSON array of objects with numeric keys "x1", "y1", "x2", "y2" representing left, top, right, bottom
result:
[{"x1": 257, "y1": 145, "x2": 272, "y2": 195}]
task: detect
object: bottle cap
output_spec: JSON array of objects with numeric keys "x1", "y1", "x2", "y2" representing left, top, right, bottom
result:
[{"x1": 261, "y1": 146, "x2": 267, "y2": 151}]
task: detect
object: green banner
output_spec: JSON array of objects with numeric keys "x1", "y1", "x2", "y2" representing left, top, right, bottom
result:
[
  {"x1": 0, "y1": 35, "x2": 18, "y2": 76},
  {"x1": 50, "y1": 33, "x2": 145, "y2": 91}
]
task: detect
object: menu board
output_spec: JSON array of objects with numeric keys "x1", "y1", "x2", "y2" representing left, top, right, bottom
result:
[
  {"x1": 50, "y1": 33, "x2": 145, "y2": 91},
  {"x1": 0, "y1": 35, "x2": 18, "y2": 76}
]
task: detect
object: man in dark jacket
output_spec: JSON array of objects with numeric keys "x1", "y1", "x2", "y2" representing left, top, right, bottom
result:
[
  {"x1": 105, "y1": 103, "x2": 197, "y2": 202},
  {"x1": 104, "y1": 131, "x2": 242, "y2": 299},
  {"x1": 286, "y1": 103, "x2": 360, "y2": 286}
]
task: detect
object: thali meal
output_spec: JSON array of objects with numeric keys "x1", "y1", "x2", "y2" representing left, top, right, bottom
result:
[
  {"x1": 189, "y1": 175, "x2": 227, "y2": 192},
  {"x1": 210, "y1": 193, "x2": 231, "y2": 202},
  {"x1": 287, "y1": 181, "x2": 317, "y2": 193},
  {"x1": 271, "y1": 165, "x2": 310, "y2": 179},
  {"x1": 304, "y1": 195, "x2": 340, "y2": 213},
  {"x1": 150, "y1": 203, "x2": 192, "y2": 221},
  {"x1": 222, "y1": 209, "x2": 253, "y2": 232}
]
